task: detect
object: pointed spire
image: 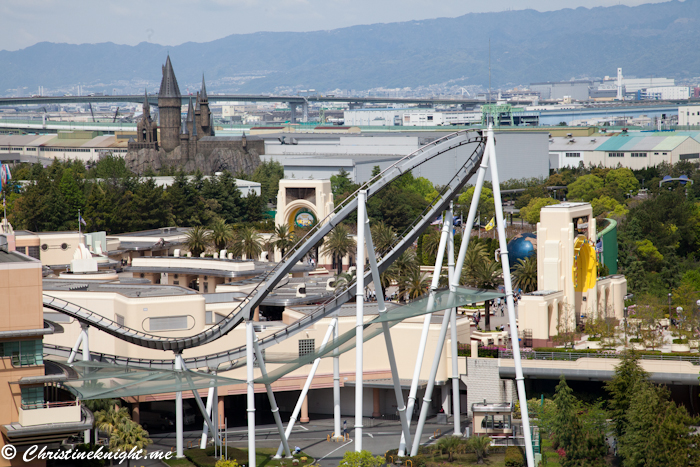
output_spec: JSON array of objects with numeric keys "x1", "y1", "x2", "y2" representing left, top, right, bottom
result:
[
  {"x1": 201, "y1": 74, "x2": 208, "y2": 100},
  {"x1": 143, "y1": 88, "x2": 150, "y2": 114},
  {"x1": 180, "y1": 117, "x2": 189, "y2": 135},
  {"x1": 191, "y1": 112, "x2": 197, "y2": 138},
  {"x1": 195, "y1": 91, "x2": 201, "y2": 111},
  {"x1": 159, "y1": 55, "x2": 181, "y2": 98},
  {"x1": 185, "y1": 96, "x2": 194, "y2": 123}
]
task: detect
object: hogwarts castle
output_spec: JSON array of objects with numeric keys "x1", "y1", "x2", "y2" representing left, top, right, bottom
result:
[{"x1": 126, "y1": 56, "x2": 262, "y2": 174}]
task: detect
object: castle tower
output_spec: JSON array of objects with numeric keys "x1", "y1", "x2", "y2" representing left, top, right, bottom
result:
[
  {"x1": 136, "y1": 89, "x2": 158, "y2": 149},
  {"x1": 180, "y1": 97, "x2": 194, "y2": 160},
  {"x1": 196, "y1": 75, "x2": 212, "y2": 139},
  {"x1": 158, "y1": 56, "x2": 182, "y2": 152}
]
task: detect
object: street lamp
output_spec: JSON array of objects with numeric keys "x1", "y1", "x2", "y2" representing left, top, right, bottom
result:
[{"x1": 668, "y1": 292, "x2": 672, "y2": 318}]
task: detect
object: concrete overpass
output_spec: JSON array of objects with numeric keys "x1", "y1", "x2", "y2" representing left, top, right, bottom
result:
[{"x1": 498, "y1": 349, "x2": 700, "y2": 385}]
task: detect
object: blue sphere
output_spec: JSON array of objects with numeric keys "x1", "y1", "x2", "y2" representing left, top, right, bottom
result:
[{"x1": 507, "y1": 232, "x2": 537, "y2": 268}]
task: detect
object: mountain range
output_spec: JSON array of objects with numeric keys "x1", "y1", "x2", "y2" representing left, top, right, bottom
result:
[{"x1": 2, "y1": 0, "x2": 700, "y2": 95}]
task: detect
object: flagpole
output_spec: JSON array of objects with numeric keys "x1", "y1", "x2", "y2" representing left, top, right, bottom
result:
[{"x1": 78, "y1": 209, "x2": 81, "y2": 236}]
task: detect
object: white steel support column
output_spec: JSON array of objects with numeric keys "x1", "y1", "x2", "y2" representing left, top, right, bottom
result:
[
  {"x1": 246, "y1": 321, "x2": 256, "y2": 467},
  {"x1": 333, "y1": 315, "x2": 341, "y2": 439},
  {"x1": 355, "y1": 190, "x2": 366, "y2": 451},
  {"x1": 276, "y1": 320, "x2": 336, "y2": 457},
  {"x1": 200, "y1": 381, "x2": 215, "y2": 448},
  {"x1": 174, "y1": 353, "x2": 184, "y2": 458},
  {"x1": 447, "y1": 203, "x2": 461, "y2": 436},
  {"x1": 254, "y1": 338, "x2": 293, "y2": 458},
  {"x1": 66, "y1": 332, "x2": 83, "y2": 364},
  {"x1": 80, "y1": 323, "x2": 90, "y2": 444},
  {"x1": 487, "y1": 125, "x2": 534, "y2": 467},
  {"x1": 363, "y1": 210, "x2": 412, "y2": 453},
  {"x1": 399, "y1": 207, "x2": 452, "y2": 456}
]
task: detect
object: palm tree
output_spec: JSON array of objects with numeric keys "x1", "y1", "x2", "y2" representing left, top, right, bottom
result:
[
  {"x1": 512, "y1": 256, "x2": 537, "y2": 293},
  {"x1": 370, "y1": 221, "x2": 396, "y2": 256},
  {"x1": 208, "y1": 218, "x2": 234, "y2": 252},
  {"x1": 95, "y1": 406, "x2": 131, "y2": 437},
  {"x1": 233, "y1": 226, "x2": 263, "y2": 260},
  {"x1": 386, "y1": 249, "x2": 419, "y2": 301},
  {"x1": 436, "y1": 436, "x2": 464, "y2": 462},
  {"x1": 460, "y1": 242, "x2": 488, "y2": 287},
  {"x1": 404, "y1": 269, "x2": 430, "y2": 301},
  {"x1": 185, "y1": 225, "x2": 210, "y2": 257},
  {"x1": 473, "y1": 259, "x2": 503, "y2": 331},
  {"x1": 272, "y1": 223, "x2": 295, "y2": 258},
  {"x1": 422, "y1": 229, "x2": 441, "y2": 262},
  {"x1": 108, "y1": 418, "x2": 152, "y2": 467},
  {"x1": 466, "y1": 435, "x2": 492, "y2": 464},
  {"x1": 334, "y1": 270, "x2": 356, "y2": 290},
  {"x1": 322, "y1": 224, "x2": 356, "y2": 275}
]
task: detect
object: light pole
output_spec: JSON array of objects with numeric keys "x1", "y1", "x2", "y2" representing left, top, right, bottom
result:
[{"x1": 668, "y1": 293, "x2": 672, "y2": 318}]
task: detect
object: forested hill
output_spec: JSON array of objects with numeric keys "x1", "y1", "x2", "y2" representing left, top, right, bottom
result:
[{"x1": 2, "y1": 0, "x2": 700, "y2": 94}]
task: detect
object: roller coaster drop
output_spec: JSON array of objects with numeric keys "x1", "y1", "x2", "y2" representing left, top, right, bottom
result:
[{"x1": 43, "y1": 126, "x2": 534, "y2": 467}]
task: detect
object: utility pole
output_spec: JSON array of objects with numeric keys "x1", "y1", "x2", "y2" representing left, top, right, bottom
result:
[{"x1": 489, "y1": 38, "x2": 492, "y2": 105}]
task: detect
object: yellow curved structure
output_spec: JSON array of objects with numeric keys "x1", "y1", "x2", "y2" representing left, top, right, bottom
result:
[{"x1": 573, "y1": 236, "x2": 597, "y2": 292}]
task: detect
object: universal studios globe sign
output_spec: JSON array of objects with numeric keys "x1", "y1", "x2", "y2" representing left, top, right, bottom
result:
[{"x1": 294, "y1": 209, "x2": 316, "y2": 228}]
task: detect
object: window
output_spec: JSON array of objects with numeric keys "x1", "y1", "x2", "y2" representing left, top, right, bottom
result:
[
  {"x1": 299, "y1": 338, "x2": 315, "y2": 357},
  {"x1": 0, "y1": 340, "x2": 43, "y2": 366},
  {"x1": 631, "y1": 152, "x2": 647, "y2": 158},
  {"x1": 27, "y1": 246, "x2": 40, "y2": 259},
  {"x1": 481, "y1": 414, "x2": 512, "y2": 430},
  {"x1": 115, "y1": 314, "x2": 125, "y2": 326},
  {"x1": 149, "y1": 316, "x2": 188, "y2": 331},
  {"x1": 680, "y1": 153, "x2": 700, "y2": 160},
  {"x1": 286, "y1": 187, "x2": 316, "y2": 204},
  {"x1": 21, "y1": 386, "x2": 44, "y2": 410},
  {"x1": 654, "y1": 152, "x2": 660, "y2": 155},
  {"x1": 61, "y1": 243, "x2": 68, "y2": 250},
  {"x1": 41, "y1": 244, "x2": 48, "y2": 251},
  {"x1": 608, "y1": 152, "x2": 624, "y2": 158},
  {"x1": 15, "y1": 246, "x2": 26, "y2": 254},
  {"x1": 205, "y1": 311, "x2": 213, "y2": 325},
  {"x1": 565, "y1": 152, "x2": 581, "y2": 158}
]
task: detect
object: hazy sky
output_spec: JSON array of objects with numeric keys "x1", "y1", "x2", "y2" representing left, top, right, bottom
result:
[{"x1": 0, "y1": 0, "x2": 674, "y2": 52}]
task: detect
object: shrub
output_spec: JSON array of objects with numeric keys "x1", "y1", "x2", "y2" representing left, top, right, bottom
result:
[
  {"x1": 673, "y1": 338, "x2": 689, "y2": 344},
  {"x1": 504, "y1": 446, "x2": 525, "y2": 467}
]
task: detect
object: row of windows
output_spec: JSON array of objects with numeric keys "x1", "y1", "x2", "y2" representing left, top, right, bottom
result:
[
  {"x1": 40, "y1": 147, "x2": 92, "y2": 153},
  {"x1": 0, "y1": 340, "x2": 43, "y2": 367},
  {"x1": 149, "y1": 315, "x2": 188, "y2": 331},
  {"x1": 1, "y1": 147, "x2": 36, "y2": 151},
  {"x1": 631, "y1": 152, "x2": 647, "y2": 158},
  {"x1": 14, "y1": 246, "x2": 41, "y2": 259},
  {"x1": 608, "y1": 152, "x2": 624, "y2": 158},
  {"x1": 565, "y1": 152, "x2": 581, "y2": 158},
  {"x1": 481, "y1": 414, "x2": 512, "y2": 430},
  {"x1": 21, "y1": 386, "x2": 44, "y2": 410}
]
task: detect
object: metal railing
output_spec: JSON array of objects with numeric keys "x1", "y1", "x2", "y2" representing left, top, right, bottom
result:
[
  {"x1": 499, "y1": 349, "x2": 700, "y2": 365},
  {"x1": 21, "y1": 400, "x2": 79, "y2": 410}
]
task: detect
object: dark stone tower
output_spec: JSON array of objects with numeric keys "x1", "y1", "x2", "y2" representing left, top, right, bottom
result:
[
  {"x1": 195, "y1": 75, "x2": 212, "y2": 139},
  {"x1": 158, "y1": 56, "x2": 182, "y2": 152},
  {"x1": 132, "y1": 89, "x2": 158, "y2": 150}
]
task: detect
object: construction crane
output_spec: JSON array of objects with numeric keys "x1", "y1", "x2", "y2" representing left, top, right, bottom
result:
[
  {"x1": 88, "y1": 102, "x2": 95, "y2": 122},
  {"x1": 112, "y1": 107, "x2": 120, "y2": 123}
]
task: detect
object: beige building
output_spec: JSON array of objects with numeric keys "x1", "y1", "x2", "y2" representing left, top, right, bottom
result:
[
  {"x1": 519, "y1": 203, "x2": 627, "y2": 347},
  {"x1": 679, "y1": 105, "x2": 700, "y2": 126},
  {"x1": 0, "y1": 239, "x2": 90, "y2": 466}
]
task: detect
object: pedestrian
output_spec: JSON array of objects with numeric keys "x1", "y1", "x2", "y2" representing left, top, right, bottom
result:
[
  {"x1": 501, "y1": 305, "x2": 504, "y2": 317},
  {"x1": 343, "y1": 420, "x2": 347, "y2": 436}
]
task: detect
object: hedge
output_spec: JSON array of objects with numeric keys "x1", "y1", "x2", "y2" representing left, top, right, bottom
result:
[{"x1": 504, "y1": 446, "x2": 525, "y2": 466}]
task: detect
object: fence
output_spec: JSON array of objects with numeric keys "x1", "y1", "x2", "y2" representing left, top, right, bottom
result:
[{"x1": 499, "y1": 349, "x2": 700, "y2": 365}]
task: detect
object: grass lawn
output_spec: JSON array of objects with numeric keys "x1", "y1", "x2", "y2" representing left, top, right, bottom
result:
[
  {"x1": 164, "y1": 457, "x2": 197, "y2": 467},
  {"x1": 179, "y1": 446, "x2": 314, "y2": 467},
  {"x1": 419, "y1": 450, "x2": 509, "y2": 466}
]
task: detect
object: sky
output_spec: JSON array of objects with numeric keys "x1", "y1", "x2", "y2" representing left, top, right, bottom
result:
[{"x1": 0, "y1": 0, "x2": 675, "y2": 52}]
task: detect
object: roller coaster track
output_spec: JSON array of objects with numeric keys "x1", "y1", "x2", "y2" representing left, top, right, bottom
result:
[{"x1": 42, "y1": 130, "x2": 486, "y2": 368}]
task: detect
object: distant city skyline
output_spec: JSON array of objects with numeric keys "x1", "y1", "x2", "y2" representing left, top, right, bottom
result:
[{"x1": 0, "y1": 0, "x2": 676, "y2": 52}]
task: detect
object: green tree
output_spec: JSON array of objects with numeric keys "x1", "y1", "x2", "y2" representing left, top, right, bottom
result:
[
  {"x1": 436, "y1": 436, "x2": 464, "y2": 463},
  {"x1": 208, "y1": 218, "x2": 235, "y2": 251},
  {"x1": 272, "y1": 223, "x2": 295, "y2": 257},
  {"x1": 322, "y1": 224, "x2": 356, "y2": 275},
  {"x1": 404, "y1": 269, "x2": 430, "y2": 300},
  {"x1": 331, "y1": 168, "x2": 357, "y2": 200},
  {"x1": 250, "y1": 160, "x2": 284, "y2": 205},
  {"x1": 567, "y1": 174, "x2": 604, "y2": 201},
  {"x1": 472, "y1": 259, "x2": 503, "y2": 331},
  {"x1": 421, "y1": 228, "x2": 441, "y2": 265},
  {"x1": 590, "y1": 195, "x2": 628, "y2": 218},
  {"x1": 605, "y1": 167, "x2": 639, "y2": 198},
  {"x1": 520, "y1": 197, "x2": 559, "y2": 224},
  {"x1": 512, "y1": 256, "x2": 537, "y2": 293},
  {"x1": 552, "y1": 376, "x2": 606, "y2": 467},
  {"x1": 185, "y1": 225, "x2": 210, "y2": 257},
  {"x1": 370, "y1": 221, "x2": 396, "y2": 257},
  {"x1": 131, "y1": 178, "x2": 173, "y2": 231},
  {"x1": 108, "y1": 418, "x2": 152, "y2": 467},
  {"x1": 619, "y1": 381, "x2": 698, "y2": 467},
  {"x1": 457, "y1": 186, "x2": 494, "y2": 219},
  {"x1": 233, "y1": 226, "x2": 263, "y2": 260},
  {"x1": 605, "y1": 351, "x2": 648, "y2": 443},
  {"x1": 339, "y1": 450, "x2": 384, "y2": 467},
  {"x1": 460, "y1": 242, "x2": 488, "y2": 287},
  {"x1": 465, "y1": 435, "x2": 491, "y2": 464}
]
